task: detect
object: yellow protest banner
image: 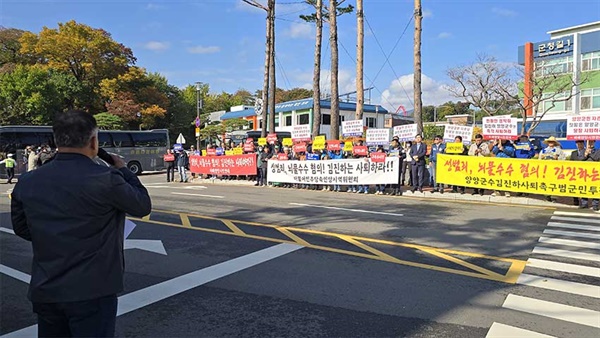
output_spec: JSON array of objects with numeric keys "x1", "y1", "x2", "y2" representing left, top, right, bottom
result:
[
  {"x1": 201, "y1": 150, "x2": 207, "y2": 156},
  {"x1": 436, "y1": 154, "x2": 600, "y2": 198},
  {"x1": 258, "y1": 138, "x2": 267, "y2": 146},
  {"x1": 445, "y1": 142, "x2": 466, "y2": 154},
  {"x1": 225, "y1": 150, "x2": 234, "y2": 156},
  {"x1": 312, "y1": 141, "x2": 326, "y2": 150},
  {"x1": 314, "y1": 135, "x2": 326, "y2": 143},
  {"x1": 343, "y1": 141, "x2": 353, "y2": 152},
  {"x1": 233, "y1": 148, "x2": 244, "y2": 155},
  {"x1": 282, "y1": 138, "x2": 293, "y2": 146}
]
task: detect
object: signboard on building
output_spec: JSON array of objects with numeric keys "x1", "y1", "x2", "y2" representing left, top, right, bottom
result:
[
  {"x1": 292, "y1": 125, "x2": 311, "y2": 142},
  {"x1": 393, "y1": 124, "x2": 418, "y2": 142},
  {"x1": 443, "y1": 125, "x2": 474, "y2": 145},
  {"x1": 482, "y1": 116, "x2": 519, "y2": 140},
  {"x1": 533, "y1": 35, "x2": 574, "y2": 59},
  {"x1": 342, "y1": 120, "x2": 364, "y2": 137},
  {"x1": 567, "y1": 114, "x2": 600, "y2": 140},
  {"x1": 366, "y1": 128, "x2": 390, "y2": 145}
]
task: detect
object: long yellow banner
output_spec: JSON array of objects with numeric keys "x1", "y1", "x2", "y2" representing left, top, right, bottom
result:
[{"x1": 436, "y1": 154, "x2": 600, "y2": 198}]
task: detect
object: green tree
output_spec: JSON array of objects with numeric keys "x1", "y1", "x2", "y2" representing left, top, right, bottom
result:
[{"x1": 94, "y1": 112, "x2": 124, "y2": 130}]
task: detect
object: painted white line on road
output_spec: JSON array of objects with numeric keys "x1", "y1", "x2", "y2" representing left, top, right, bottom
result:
[
  {"x1": 146, "y1": 185, "x2": 208, "y2": 190},
  {"x1": 539, "y1": 237, "x2": 600, "y2": 250},
  {"x1": 547, "y1": 222, "x2": 600, "y2": 232},
  {"x1": 551, "y1": 216, "x2": 600, "y2": 225},
  {"x1": 486, "y1": 322, "x2": 555, "y2": 338},
  {"x1": 0, "y1": 227, "x2": 15, "y2": 235},
  {"x1": 117, "y1": 243, "x2": 302, "y2": 316},
  {"x1": 527, "y1": 258, "x2": 600, "y2": 278},
  {"x1": 1, "y1": 243, "x2": 302, "y2": 338},
  {"x1": 554, "y1": 211, "x2": 600, "y2": 219},
  {"x1": 502, "y1": 294, "x2": 600, "y2": 328},
  {"x1": 517, "y1": 273, "x2": 600, "y2": 299},
  {"x1": 543, "y1": 229, "x2": 600, "y2": 240},
  {"x1": 124, "y1": 240, "x2": 167, "y2": 255},
  {"x1": 171, "y1": 192, "x2": 224, "y2": 199},
  {"x1": 0, "y1": 264, "x2": 30, "y2": 284},
  {"x1": 533, "y1": 246, "x2": 600, "y2": 263},
  {"x1": 289, "y1": 203, "x2": 404, "y2": 217}
]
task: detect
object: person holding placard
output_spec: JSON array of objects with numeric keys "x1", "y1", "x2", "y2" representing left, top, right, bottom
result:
[
  {"x1": 468, "y1": 134, "x2": 490, "y2": 196},
  {"x1": 388, "y1": 136, "x2": 405, "y2": 196}
]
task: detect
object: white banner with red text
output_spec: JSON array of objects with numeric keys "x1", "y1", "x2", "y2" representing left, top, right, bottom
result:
[{"x1": 267, "y1": 157, "x2": 400, "y2": 185}]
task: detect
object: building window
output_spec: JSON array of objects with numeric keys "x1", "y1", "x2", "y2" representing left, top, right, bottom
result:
[
  {"x1": 338, "y1": 115, "x2": 345, "y2": 126},
  {"x1": 535, "y1": 56, "x2": 573, "y2": 77},
  {"x1": 366, "y1": 117, "x2": 377, "y2": 128},
  {"x1": 285, "y1": 115, "x2": 292, "y2": 126},
  {"x1": 542, "y1": 92, "x2": 573, "y2": 113},
  {"x1": 322, "y1": 114, "x2": 331, "y2": 125},
  {"x1": 274, "y1": 117, "x2": 279, "y2": 127},
  {"x1": 581, "y1": 88, "x2": 600, "y2": 110},
  {"x1": 297, "y1": 114, "x2": 309, "y2": 125},
  {"x1": 582, "y1": 52, "x2": 600, "y2": 72}
]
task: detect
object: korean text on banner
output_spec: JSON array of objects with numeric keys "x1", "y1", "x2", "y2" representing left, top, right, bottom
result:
[
  {"x1": 445, "y1": 142, "x2": 466, "y2": 154},
  {"x1": 435, "y1": 154, "x2": 600, "y2": 198},
  {"x1": 393, "y1": 124, "x2": 418, "y2": 142},
  {"x1": 189, "y1": 154, "x2": 257, "y2": 176},
  {"x1": 366, "y1": 128, "x2": 390, "y2": 145},
  {"x1": 567, "y1": 114, "x2": 600, "y2": 140},
  {"x1": 258, "y1": 138, "x2": 267, "y2": 146},
  {"x1": 292, "y1": 125, "x2": 311, "y2": 142},
  {"x1": 282, "y1": 138, "x2": 293, "y2": 146},
  {"x1": 233, "y1": 148, "x2": 244, "y2": 155},
  {"x1": 443, "y1": 125, "x2": 474, "y2": 145},
  {"x1": 482, "y1": 116, "x2": 518, "y2": 140},
  {"x1": 342, "y1": 120, "x2": 364, "y2": 137},
  {"x1": 267, "y1": 157, "x2": 400, "y2": 185}
]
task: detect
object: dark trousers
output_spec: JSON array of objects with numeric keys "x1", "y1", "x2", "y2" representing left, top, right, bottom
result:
[
  {"x1": 6, "y1": 167, "x2": 14, "y2": 183},
  {"x1": 257, "y1": 167, "x2": 267, "y2": 185},
  {"x1": 166, "y1": 164, "x2": 175, "y2": 182},
  {"x1": 411, "y1": 164, "x2": 424, "y2": 190},
  {"x1": 33, "y1": 294, "x2": 117, "y2": 338},
  {"x1": 401, "y1": 161, "x2": 411, "y2": 185}
]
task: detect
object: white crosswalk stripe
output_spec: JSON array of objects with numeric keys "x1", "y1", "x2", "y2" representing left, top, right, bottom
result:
[{"x1": 487, "y1": 210, "x2": 600, "y2": 337}]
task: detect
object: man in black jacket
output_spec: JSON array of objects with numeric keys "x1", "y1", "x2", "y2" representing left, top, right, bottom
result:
[
  {"x1": 410, "y1": 134, "x2": 427, "y2": 192},
  {"x1": 11, "y1": 110, "x2": 152, "y2": 337}
]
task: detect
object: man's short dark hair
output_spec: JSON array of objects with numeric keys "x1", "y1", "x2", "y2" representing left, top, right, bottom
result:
[
  {"x1": 475, "y1": 134, "x2": 483, "y2": 139},
  {"x1": 53, "y1": 110, "x2": 98, "y2": 148},
  {"x1": 434, "y1": 135, "x2": 442, "y2": 139},
  {"x1": 455, "y1": 136, "x2": 463, "y2": 141}
]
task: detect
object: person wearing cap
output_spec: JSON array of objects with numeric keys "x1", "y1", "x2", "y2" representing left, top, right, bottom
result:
[
  {"x1": 429, "y1": 135, "x2": 446, "y2": 194},
  {"x1": 539, "y1": 136, "x2": 566, "y2": 161},
  {"x1": 514, "y1": 134, "x2": 536, "y2": 159},
  {"x1": 0, "y1": 153, "x2": 17, "y2": 184}
]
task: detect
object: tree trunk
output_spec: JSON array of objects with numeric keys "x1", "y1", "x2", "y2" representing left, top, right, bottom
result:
[
  {"x1": 268, "y1": 0, "x2": 276, "y2": 134},
  {"x1": 413, "y1": 0, "x2": 423, "y2": 135},
  {"x1": 329, "y1": 0, "x2": 340, "y2": 140},
  {"x1": 355, "y1": 0, "x2": 364, "y2": 121},
  {"x1": 261, "y1": 7, "x2": 271, "y2": 137},
  {"x1": 311, "y1": 0, "x2": 323, "y2": 138}
]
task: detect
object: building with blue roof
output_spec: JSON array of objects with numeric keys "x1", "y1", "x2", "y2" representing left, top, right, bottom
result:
[{"x1": 220, "y1": 97, "x2": 391, "y2": 139}]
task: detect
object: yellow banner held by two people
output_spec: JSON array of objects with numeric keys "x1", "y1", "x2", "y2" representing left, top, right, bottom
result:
[{"x1": 436, "y1": 154, "x2": 600, "y2": 199}]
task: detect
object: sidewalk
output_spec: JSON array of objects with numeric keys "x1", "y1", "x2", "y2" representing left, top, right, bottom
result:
[{"x1": 186, "y1": 177, "x2": 580, "y2": 209}]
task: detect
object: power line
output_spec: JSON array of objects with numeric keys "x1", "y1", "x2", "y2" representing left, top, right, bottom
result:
[
  {"x1": 275, "y1": 54, "x2": 293, "y2": 89},
  {"x1": 364, "y1": 14, "x2": 414, "y2": 109}
]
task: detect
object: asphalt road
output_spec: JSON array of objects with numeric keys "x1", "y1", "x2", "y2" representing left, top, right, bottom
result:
[{"x1": 1, "y1": 174, "x2": 599, "y2": 338}]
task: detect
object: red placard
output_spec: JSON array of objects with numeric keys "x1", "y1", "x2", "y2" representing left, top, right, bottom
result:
[
  {"x1": 267, "y1": 133, "x2": 278, "y2": 144},
  {"x1": 327, "y1": 141, "x2": 341, "y2": 151},
  {"x1": 370, "y1": 152, "x2": 386, "y2": 163},
  {"x1": 277, "y1": 153, "x2": 289, "y2": 161},
  {"x1": 189, "y1": 154, "x2": 257, "y2": 176},
  {"x1": 207, "y1": 148, "x2": 217, "y2": 156},
  {"x1": 293, "y1": 143, "x2": 307, "y2": 153},
  {"x1": 353, "y1": 146, "x2": 368, "y2": 156},
  {"x1": 163, "y1": 154, "x2": 175, "y2": 162},
  {"x1": 243, "y1": 140, "x2": 254, "y2": 152}
]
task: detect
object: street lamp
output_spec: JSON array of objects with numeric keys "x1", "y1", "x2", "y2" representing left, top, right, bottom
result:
[{"x1": 195, "y1": 82, "x2": 203, "y2": 150}]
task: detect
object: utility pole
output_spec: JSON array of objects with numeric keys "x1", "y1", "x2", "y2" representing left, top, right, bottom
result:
[
  {"x1": 413, "y1": 0, "x2": 423, "y2": 135},
  {"x1": 329, "y1": 0, "x2": 340, "y2": 140},
  {"x1": 268, "y1": 0, "x2": 276, "y2": 134},
  {"x1": 309, "y1": 0, "x2": 323, "y2": 138},
  {"x1": 355, "y1": 0, "x2": 364, "y2": 122}
]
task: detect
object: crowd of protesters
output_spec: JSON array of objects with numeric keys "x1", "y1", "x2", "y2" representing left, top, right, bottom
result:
[
  {"x1": 162, "y1": 134, "x2": 599, "y2": 211},
  {"x1": 1, "y1": 145, "x2": 56, "y2": 184}
]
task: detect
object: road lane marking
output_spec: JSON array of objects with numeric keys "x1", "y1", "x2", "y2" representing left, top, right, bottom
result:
[
  {"x1": 221, "y1": 219, "x2": 245, "y2": 236},
  {"x1": 486, "y1": 322, "x2": 555, "y2": 338},
  {"x1": 553, "y1": 211, "x2": 600, "y2": 219},
  {"x1": 180, "y1": 213, "x2": 192, "y2": 228},
  {"x1": 502, "y1": 294, "x2": 600, "y2": 328},
  {"x1": 171, "y1": 192, "x2": 224, "y2": 199},
  {"x1": 527, "y1": 258, "x2": 600, "y2": 278},
  {"x1": 547, "y1": 222, "x2": 600, "y2": 232},
  {"x1": 0, "y1": 264, "x2": 30, "y2": 283},
  {"x1": 129, "y1": 209, "x2": 527, "y2": 284},
  {"x1": 516, "y1": 273, "x2": 600, "y2": 298},
  {"x1": 0, "y1": 227, "x2": 15, "y2": 235},
  {"x1": 532, "y1": 247, "x2": 600, "y2": 262},
  {"x1": 543, "y1": 229, "x2": 600, "y2": 240},
  {"x1": 124, "y1": 240, "x2": 167, "y2": 255},
  {"x1": 288, "y1": 203, "x2": 404, "y2": 217},
  {"x1": 551, "y1": 216, "x2": 600, "y2": 224},
  {"x1": 1, "y1": 244, "x2": 302, "y2": 338},
  {"x1": 538, "y1": 237, "x2": 600, "y2": 250}
]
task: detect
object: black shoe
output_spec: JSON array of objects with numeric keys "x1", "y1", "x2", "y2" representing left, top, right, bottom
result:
[
  {"x1": 411, "y1": 189, "x2": 416, "y2": 193},
  {"x1": 418, "y1": 189, "x2": 423, "y2": 193},
  {"x1": 439, "y1": 189, "x2": 444, "y2": 194},
  {"x1": 398, "y1": 190, "x2": 403, "y2": 196},
  {"x1": 479, "y1": 191, "x2": 484, "y2": 196},
  {"x1": 593, "y1": 207, "x2": 599, "y2": 211},
  {"x1": 430, "y1": 189, "x2": 436, "y2": 194}
]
